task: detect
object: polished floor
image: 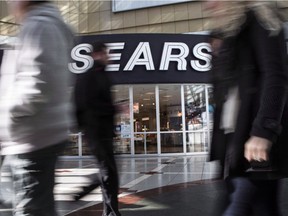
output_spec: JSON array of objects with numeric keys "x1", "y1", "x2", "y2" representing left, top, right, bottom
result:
[{"x1": 1, "y1": 156, "x2": 288, "y2": 216}]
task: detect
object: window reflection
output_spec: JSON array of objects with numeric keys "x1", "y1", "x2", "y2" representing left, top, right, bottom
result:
[
  {"x1": 185, "y1": 85, "x2": 206, "y2": 127},
  {"x1": 186, "y1": 132, "x2": 208, "y2": 152},
  {"x1": 133, "y1": 85, "x2": 157, "y2": 154},
  {"x1": 159, "y1": 85, "x2": 183, "y2": 153},
  {"x1": 184, "y1": 85, "x2": 209, "y2": 153},
  {"x1": 133, "y1": 85, "x2": 156, "y2": 132},
  {"x1": 159, "y1": 85, "x2": 182, "y2": 131},
  {"x1": 112, "y1": 85, "x2": 131, "y2": 154},
  {"x1": 134, "y1": 133, "x2": 157, "y2": 154},
  {"x1": 65, "y1": 84, "x2": 214, "y2": 156},
  {"x1": 161, "y1": 133, "x2": 183, "y2": 153}
]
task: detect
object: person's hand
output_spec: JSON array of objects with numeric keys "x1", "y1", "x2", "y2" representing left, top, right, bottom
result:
[
  {"x1": 244, "y1": 136, "x2": 272, "y2": 162},
  {"x1": 210, "y1": 38, "x2": 223, "y2": 56}
]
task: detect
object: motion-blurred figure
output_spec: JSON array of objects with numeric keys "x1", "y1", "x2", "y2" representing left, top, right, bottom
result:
[
  {"x1": 0, "y1": 1, "x2": 74, "y2": 215},
  {"x1": 208, "y1": 1, "x2": 288, "y2": 216},
  {"x1": 74, "y1": 42, "x2": 121, "y2": 216}
]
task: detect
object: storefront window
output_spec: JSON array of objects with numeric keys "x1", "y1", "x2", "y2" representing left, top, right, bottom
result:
[
  {"x1": 207, "y1": 86, "x2": 214, "y2": 150},
  {"x1": 133, "y1": 85, "x2": 157, "y2": 154},
  {"x1": 159, "y1": 85, "x2": 183, "y2": 153},
  {"x1": 184, "y1": 85, "x2": 209, "y2": 153},
  {"x1": 159, "y1": 85, "x2": 182, "y2": 131},
  {"x1": 186, "y1": 132, "x2": 208, "y2": 152},
  {"x1": 64, "y1": 84, "x2": 213, "y2": 157},
  {"x1": 161, "y1": 133, "x2": 183, "y2": 153},
  {"x1": 133, "y1": 85, "x2": 157, "y2": 132},
  {"x1": 112, "y1": 85, "x2": 131, "y2": 154},
  {"x1": 134, "y1": 132, "x2": 157, "y2": 154}
]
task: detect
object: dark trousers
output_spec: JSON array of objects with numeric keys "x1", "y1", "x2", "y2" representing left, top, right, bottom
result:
[
  {"x1": 5, "y1": 142, "x2": 65, "y2": 216},
  {"x1": 223, "y1": 177, "x2": 281, "y2": 216},
  {"x1": 86, "y1": 125, "x2": 121, "y2": 216}
]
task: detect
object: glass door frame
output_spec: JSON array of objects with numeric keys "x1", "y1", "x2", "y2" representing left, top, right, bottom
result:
[
  {"x1": 128, "y1": 83, "x2": 212, "y2": 156},
  {"x1": 63, "y1": 83, "x2": 213, "y2": 158}
]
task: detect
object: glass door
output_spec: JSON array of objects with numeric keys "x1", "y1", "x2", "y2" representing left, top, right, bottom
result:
[
  {"x1": 159, "y1": 85, "x2": 183, "y2": 153},
  {"x1": 132, "y1": 85, "x2": 157, "y2": 154},
  {"x1": 184, "y1": 84, "x2": 208, "y2": 153},
  {"x1": 112, "y1": 85, "x2": 131, "y2": 154}
]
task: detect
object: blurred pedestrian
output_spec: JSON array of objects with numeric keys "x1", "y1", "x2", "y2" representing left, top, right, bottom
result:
[
  {"x1": 0, "y1": 1, "x2": 74, "y2": 215},
  {"x1": 208, "y1": 1, "x2": 288, "y2": 216},
  {"x1": 74, "y1": 41, "x2": 121, "y2": 216}
]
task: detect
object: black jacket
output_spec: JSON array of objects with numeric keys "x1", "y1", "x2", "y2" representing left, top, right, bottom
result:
[
  {"x1": 210, "y1": 11, "x2": 288, "y2": 179},
  {"x1": 74, "y1": 62, "x2": 116, "y2": 131}
]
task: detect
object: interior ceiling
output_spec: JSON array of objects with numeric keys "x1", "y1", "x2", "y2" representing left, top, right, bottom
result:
[{"x1": 0, "y1": 0, "x2": 103, "y2": 36}]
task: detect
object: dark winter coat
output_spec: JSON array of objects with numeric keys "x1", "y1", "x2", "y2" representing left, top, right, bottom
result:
[
  {"x1": 74, "y1": 62, "x2": 116, "y2": 139},
  {"x1": 210, "y1": 10, "x2": 288, "y2": 179}
]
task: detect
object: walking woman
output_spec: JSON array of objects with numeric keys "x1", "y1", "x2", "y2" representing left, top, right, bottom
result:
[{"x1": 208, "y1": 1, "x2": 288, "y2": 216}]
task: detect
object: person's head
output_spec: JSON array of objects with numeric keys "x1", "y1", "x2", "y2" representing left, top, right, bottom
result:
[
  {"x1": 7, "y1": 1, "x2": 50, "y2": 22},
  {"x1": 91, "y1": 41, "x2": 109, "y2": 66},
  {"x1": 204, "y1": 1, "x2": 281, "y2": 39}
]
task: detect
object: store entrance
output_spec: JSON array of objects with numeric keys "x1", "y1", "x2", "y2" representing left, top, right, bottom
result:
[
  {"x1": 63, "y1": 84, "x2": 213, "y2": 157},
  {"x1": 111, "y1": 84, "x2": 213, "y2": 155},
  {"x1": 133, "y1": 85, "x2": 157, "y2": 154}
]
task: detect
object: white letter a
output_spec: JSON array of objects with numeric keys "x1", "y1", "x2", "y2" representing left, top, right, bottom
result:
[{"x1": 124, "y1": 42, "x2": 155, "y2": 71}]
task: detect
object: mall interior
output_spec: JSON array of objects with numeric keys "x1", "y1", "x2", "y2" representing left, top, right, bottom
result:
[{"x1": 1, "y1": 1, "x2": 288, "y2": 216}]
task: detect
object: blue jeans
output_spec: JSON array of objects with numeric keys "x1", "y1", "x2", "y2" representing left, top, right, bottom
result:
[
  {"x1": 5, "y1": 142, "x2": 65, "y2": 216},
  {"x1": 223, "y1": 177, "x2": 281, "y2": 216}
]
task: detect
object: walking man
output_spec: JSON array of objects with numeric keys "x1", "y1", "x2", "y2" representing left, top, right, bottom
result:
[
  {"x1": 0, "y1": 1, "x2": 74, "y2": 215},
  {"x1": 74, "y1": 41, "x2": 121, "y2": 216}
]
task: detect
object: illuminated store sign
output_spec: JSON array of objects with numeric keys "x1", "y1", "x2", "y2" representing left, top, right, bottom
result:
[
  {"x1": 0, "y1": 34, "x2": 211, "y2": 84},
  {"x1": 112, "y1": 0, "x2": 194, "y2": 12},
  {"x1": 69, "y1": 42, "x2": 211, "y2": 74},
  {"x1": 70, "y1": 33, "x2": 211, "y2": 84}
]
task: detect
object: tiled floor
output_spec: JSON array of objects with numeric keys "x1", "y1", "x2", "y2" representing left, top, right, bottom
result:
[
  {"x1": 1, "y1": 155, "x2": 222, "y2": 216},
  {"x1": 66, "y1": 179, "x2": 229, "y2": 216},
  {"x1": 2, "y1": 156, "x2": 288, "y2": 216}
]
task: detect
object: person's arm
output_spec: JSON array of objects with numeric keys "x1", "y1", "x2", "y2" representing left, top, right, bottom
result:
[
  {"x1": 10, "y1": 21, "x2": 65, "y2": 117},
  {"x1": 244, "y1": 12, "x2": 288, "y2": 161}
]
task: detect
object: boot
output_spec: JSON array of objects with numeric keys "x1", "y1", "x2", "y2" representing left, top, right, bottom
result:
[{"x1": 73, "y1": 183, "x2": 101, "y2": 201}]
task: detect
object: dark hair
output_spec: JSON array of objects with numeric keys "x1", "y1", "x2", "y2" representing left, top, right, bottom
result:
[{"x1": 92, "y1": 41, "x2": 107, "y2": 53}]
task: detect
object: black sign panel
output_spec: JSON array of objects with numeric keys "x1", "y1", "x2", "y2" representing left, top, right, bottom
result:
[
  {"x1": 73, "y1": 34, "x2": 211, "y2": 84},
  {"x1": 0, "y1": 33, "x2": 211, "y2": 85}
]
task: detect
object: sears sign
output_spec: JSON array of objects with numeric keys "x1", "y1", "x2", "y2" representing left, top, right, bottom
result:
[
  {"x1": 70, "y1": 34, "x2": 211, "y2": 84},
  {"x1": 0, "y1": 34, "x2": 211, "y2": 84},
  {"x1": 70, "y1": 42, "x2": 211, "y2": 74}
]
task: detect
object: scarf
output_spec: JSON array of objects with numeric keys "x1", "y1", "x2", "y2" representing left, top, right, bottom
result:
[{"x1": 209, "y1": 1, "x2": 282, "y2": 38}]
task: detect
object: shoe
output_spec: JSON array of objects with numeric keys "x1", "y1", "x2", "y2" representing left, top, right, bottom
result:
[{"x1": 73, "y1": 183, "x2": 100, "y2": 201}]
